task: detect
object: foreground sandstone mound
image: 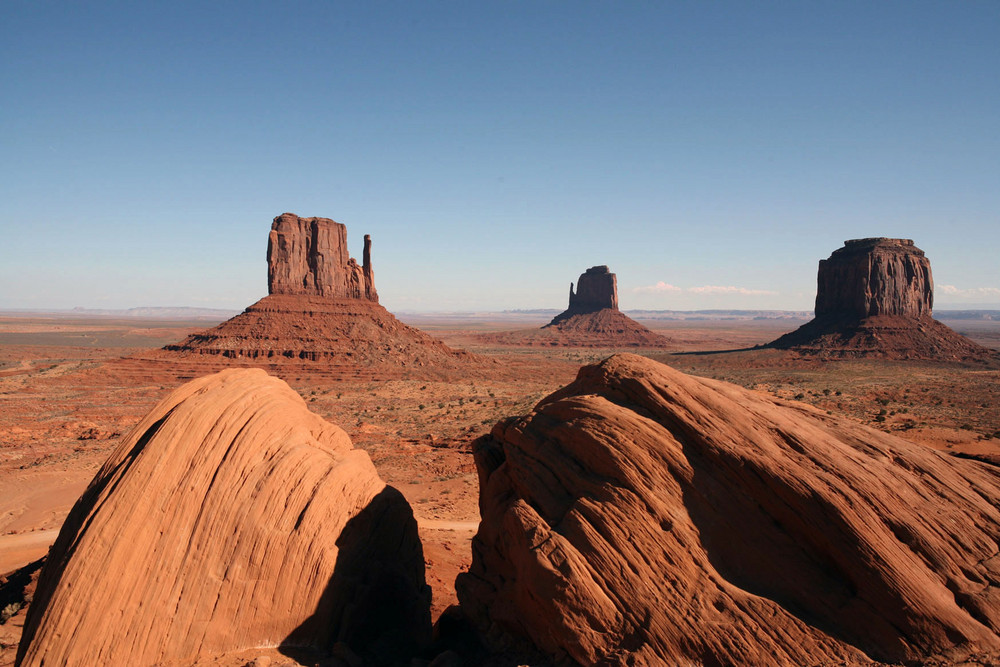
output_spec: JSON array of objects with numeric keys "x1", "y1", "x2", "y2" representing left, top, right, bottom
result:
[
  {"x1": 481, "y1": 266, "x2": 672, "y2": 348},
  {"x1": 166, "y1": 213, "x2": 474, "y2": 371},
  {"x1": 17, "y1": 369, "x2": 430, "y2": 666},
  {"x1": 769, "y1": 238, "x2": 993, "y2": 360},
  {"x1": 458, "y1": 354, "x2": 1000, "y2": 666}
]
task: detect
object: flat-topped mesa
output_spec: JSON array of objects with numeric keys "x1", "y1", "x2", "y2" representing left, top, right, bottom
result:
[
  {"x1": 767, "y1": 237, "x2": 994, "y2": 360},
  {"x1": 568, "y1": 265, "x2": 618, "y2": 313},
  {"x1": 815, "y1": 238, "x2": 932, "y2": 320},
  {"x1": 266, "y1": 212, "x2": 378, "y2": 302}
]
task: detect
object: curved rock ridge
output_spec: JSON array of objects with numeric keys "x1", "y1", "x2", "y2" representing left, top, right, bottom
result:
[
  {"x1": 770, "y1": 238, "x2": 993, "y2": 360},
  {"x1": 17, "y1": 369, "x2": 430, "y2": 666},
  {"x1": 267, "y1": 212, "x2": 377, "y2": 301},
  {"x1": 457, "y1": 354, "x2": 1000, "y2": 666}
]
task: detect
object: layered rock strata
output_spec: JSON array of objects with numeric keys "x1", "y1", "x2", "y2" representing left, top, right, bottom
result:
[
  {"x1": 458, "y1": 354, "x2": 1000, "y2": 666},
  {"x1": 17, "y1": 369, "x2": 430, "y2": 666},
  {"x1": 770, "y1": 238, "x2": 993, "y2": 359}
]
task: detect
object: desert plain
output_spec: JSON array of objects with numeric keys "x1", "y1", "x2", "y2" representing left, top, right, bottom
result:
[{"x1": 1, "y1": 309, "x2": 999, "y2": 666}]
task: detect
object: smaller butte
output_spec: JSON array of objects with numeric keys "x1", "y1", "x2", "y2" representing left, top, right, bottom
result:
[
  {"x1": 768, "y1": 238, "x2": 995, "y2": 360},
  {"x1": 481, "y1": 265, "x2": 672, "y2": 348}
]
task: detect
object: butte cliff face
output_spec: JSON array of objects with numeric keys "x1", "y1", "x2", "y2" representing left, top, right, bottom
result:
[
  {"x1": 267, "y1": 212, "x2": 378, "y2": 301},
  {"x1": 567, "y1": 265, "x2": 618, "y2": 313},
  {"x1": 164, "y1": 213, "x2": 474, "y2": 375},
  {"x1": 17, "y1": 369, "x2": 430, "y2": 666},
  {"x1": 457, "y1": 354, "x2": 1000, "y2": 666},
  {"x1": 815, "y1": 238, "x2": 932, "y2": 319},
  {"x1": 770, "y1": 238, "x2": 992, "y2": 360}
]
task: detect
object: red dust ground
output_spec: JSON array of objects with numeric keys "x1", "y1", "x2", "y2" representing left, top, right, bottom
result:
[{"x1": 1, "y1": 312, "x2": 998, "y2": 665}]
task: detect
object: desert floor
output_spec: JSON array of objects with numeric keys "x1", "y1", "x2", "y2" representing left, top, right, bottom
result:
[{"x1": 1, "y1": 312, "x2": 998, "y2": 665}]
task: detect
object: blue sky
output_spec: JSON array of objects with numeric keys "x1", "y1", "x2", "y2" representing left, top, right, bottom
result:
[{"x1": 3, "y1": 1, "x2": 998, "y2": 312}]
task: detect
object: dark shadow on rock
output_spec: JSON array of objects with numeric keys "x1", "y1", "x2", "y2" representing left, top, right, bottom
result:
[{"x1": 280, "y1": 485, "x2": 432, "y2": 666}]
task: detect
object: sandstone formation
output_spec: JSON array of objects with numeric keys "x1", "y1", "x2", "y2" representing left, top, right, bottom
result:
[
  {"x1": 267, "y1": 212, "x2": 377, "y2": 301},
  {"x1": 480, "y1": 266, "x2": 671, "y2": 348},
  {"x1": 814, "y1": 238, "x2": 932, "y2": 319},
  {"x1": 17, "y1": 369, "x2": 430, "y2": 666},
  {"x1": 566, "y1": 265, "x2": 618, "y2": 313},
  {"x1": 770, "y1": 238, "x2": 993, "y2": 359},
  {"x1": 165, "y1": 213, "x2": 476, "y2": 374},
  {"x1": 457, "y1": 354, "x2": 1000, "y2": 666}
]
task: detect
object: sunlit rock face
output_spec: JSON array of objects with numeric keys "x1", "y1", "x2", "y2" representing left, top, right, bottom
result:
[
  {"x1": 814, "y1": 238, "x2": 932, "y2": 319},
  {"x1": 17, "y1": 369, "x2": 430, "y2": 666},
  {"x1": 267, "y1": 212, "x2": 378, "y2": 302},
  {"x1": 457, "y1": 354, "x2": 1000, "y2": 666}
]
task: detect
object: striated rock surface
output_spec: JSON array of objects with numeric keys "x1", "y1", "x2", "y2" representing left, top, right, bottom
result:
[
  {"x1": 267, "y1": 212, "x2": 377, "y2": 301},
  {"x1": 17, "y1": 369, "x2": 430, "y2": 666},
  {"x1": 816, "y1": 238, "x2": 933, "y2": 318},
  {"x1": 457, "y1": 354, "x2": 1000, "y2": 666},
  {"x1": 770, "y1": 238, "x2": 993, "y2": 360}
]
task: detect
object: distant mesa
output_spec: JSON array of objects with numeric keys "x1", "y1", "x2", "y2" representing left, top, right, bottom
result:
[
  {"x1": 768, "y1": 238, "x2": 994, "y2": 360},
  {"x1": 17, "y1": 368, "x2": 430, "y2": 666},
  {"x1": 457, "y1": 353, "x2": 1000, "y2": 665},
  {"x1": 164, "y1": 213, "x2": 475, "y2": 373},
  {"x1": 479, "y1": 265, "x2": 672, "y2": 348}
]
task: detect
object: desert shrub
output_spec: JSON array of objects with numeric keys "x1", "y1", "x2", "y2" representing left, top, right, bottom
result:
[{"x1": 1, "y1": 602, "x2": 20, "y2": 624}]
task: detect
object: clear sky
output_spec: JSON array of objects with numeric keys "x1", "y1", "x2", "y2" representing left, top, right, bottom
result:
[{"x1": 3, "y1": 1, "x2": 998, "y2": 312}]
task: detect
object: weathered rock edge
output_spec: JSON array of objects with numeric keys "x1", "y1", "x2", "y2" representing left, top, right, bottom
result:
[
  {"x1": 457, "y1": 353, "x2": 1000, "y2": 666},
  {"x1": 17, "y1": 368, "x2": 430, "y2": 666}
]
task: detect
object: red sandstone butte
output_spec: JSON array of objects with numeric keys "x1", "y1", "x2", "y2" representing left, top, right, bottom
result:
[
  {"x1": 457, "y1": 354, "x2": 1000, "y2": 666},
  {"x1": 164, "y1": 213, "x2": 475, "y2": 372},
  {"x1": 770, "y1": 238, "x2": 995, "y2": 360},
  {"x1": 267, "y1": 212, "x2": 377, "y2": 301}
]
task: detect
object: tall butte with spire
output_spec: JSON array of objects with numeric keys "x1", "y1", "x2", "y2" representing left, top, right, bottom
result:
[
  {"x1": 164, "y1": 213, "x2": 473, "y2": 374},
  {"x1": 768, "y1": 238, "x2": 993, "y2": 360}
]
